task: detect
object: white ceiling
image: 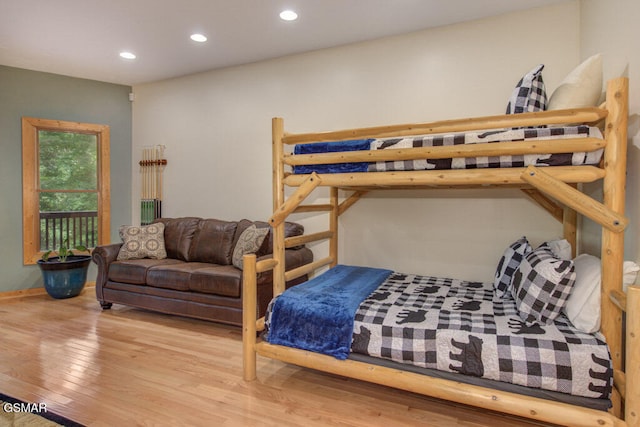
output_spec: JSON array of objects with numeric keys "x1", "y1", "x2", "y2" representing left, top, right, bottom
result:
[{"x1": 0, "y1": 0, "x2": 569, "y2": 86}]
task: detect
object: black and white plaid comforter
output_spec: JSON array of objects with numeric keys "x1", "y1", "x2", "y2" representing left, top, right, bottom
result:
[
  {"x1": 367, "y1": 125, "x2": 603, "y2": 171},
  {"x1": 351, "y1": 273, "x2": 612, "y2": 399}
]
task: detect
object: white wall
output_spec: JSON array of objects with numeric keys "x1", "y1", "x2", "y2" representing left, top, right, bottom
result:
[
  {"x1": 133, "y1": 2, "x2": 585, "y2": 282},
  {"x1": 580, "y1": 0, "x2": 640, "y2": 270}
]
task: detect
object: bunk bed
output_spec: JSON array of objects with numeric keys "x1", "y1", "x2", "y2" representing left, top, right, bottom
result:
[{"x1": 242, "y1": 77, "x2": 638, "y2": 427}]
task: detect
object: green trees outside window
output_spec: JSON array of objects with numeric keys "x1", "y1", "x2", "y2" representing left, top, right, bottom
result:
[{"x1": 38, "y1": 130, "x2": 99, "y2": 251}]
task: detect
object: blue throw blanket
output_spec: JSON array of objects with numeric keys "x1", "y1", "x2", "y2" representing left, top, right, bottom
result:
[
  {"x1": 293, "y1": 139, "x2": 373, "y2": 174},
  {"x1": 267, "y1": 265, "x2": 392, "y2": 359}
]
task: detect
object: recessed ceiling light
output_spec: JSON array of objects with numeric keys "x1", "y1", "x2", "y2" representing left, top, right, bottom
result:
[
  {"x1": 119, "y1": 51, "x2": 136, "y2": 60},
  {"x1": 279, "y1": 10, "x2": 298, "y2": 21},
  {"x1": 190, "y1": 33, "x2": 207, "y2": 42}
]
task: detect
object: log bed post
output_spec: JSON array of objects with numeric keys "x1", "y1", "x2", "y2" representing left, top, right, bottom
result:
[
  {"x1": 600, "y1": 77, "x2": 628, "y2": 373},
  {"x1": 272, "y1": 117, "x2": 286, "y2": 296},
  {"x1": 627, "y1": 285, "x2": 640, "y2": 427},
  {"x1": 242, "y1": 253, "x2": 258, "y2": 381},
  {"x1": 563, "y1": 199, "x2": 578, "y2": 258},
  {"x1": 329, "y1": 187, "x2": 339, "y2": 267}
]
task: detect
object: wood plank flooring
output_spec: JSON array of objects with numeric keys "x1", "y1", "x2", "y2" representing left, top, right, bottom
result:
[{"x1": 0, "y1": 290, "x2": 558, "y2": 426}]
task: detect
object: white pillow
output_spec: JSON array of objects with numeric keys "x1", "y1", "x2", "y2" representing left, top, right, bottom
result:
[
  {"x1": 563, "y1": 254, "x2": 601, "y2": 333},
  {"x1": 564, "y1": 257, "x2": 640, "y2": 333},
  {"x1": 545, "y1": 239, "x2": 572, "y2": 260},
  {"x1": 548, "y1": 53, "x2": 603, "y2": 110},
  {"x1": 623, "y1": 261, "x2": 640, "y2": 293}
]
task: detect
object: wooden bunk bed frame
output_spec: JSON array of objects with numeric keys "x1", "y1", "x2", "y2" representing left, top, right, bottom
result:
[{"x1": 242, "y1": 77, "x2": 639, "y2": 427}]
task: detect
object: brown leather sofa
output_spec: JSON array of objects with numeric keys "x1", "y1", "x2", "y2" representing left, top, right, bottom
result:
[{"x1": 92, "y1": 217, "x2": 313, "y2": 326}]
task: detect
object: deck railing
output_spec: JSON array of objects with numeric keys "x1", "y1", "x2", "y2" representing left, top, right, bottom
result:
[{"x1": 40, "y1": 211, "x2": 98, "y2": 251}]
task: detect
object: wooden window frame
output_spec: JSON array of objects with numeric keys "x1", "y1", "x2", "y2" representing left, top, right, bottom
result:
[{"x1": 22, "y1": 117, "x2": 111, "y2": 265}]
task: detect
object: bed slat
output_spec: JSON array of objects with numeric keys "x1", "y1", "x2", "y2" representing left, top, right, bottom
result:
[
  {"x1": 282, "y1": 108, "x2": 608, "y2": 144},
  {"x1": 283, "y1": 165, "x2": 605, "y2": 188},
  {"x1": 284, "y1": 137, "x2": 605, "y2": 166},
  {"x1": 285, "y1": 230, "x2": 333, "y2": 247},
  {"x1": 284, "y1": 256, "x2": 334, "y2": 282},
  {"x1": 255, "y1": 341, "x2": 618, "y2": 427}
]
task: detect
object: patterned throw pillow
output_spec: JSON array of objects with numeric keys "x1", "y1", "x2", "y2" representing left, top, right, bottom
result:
[
  {"x1": 505, "y1": 64, "x2": 548, "y2": 114},
  {"x1": 232, "y1": 224, "x2": 269, "y2": 269},
  {"x1": 493, "y1": 236, "x2": 532, "y2": 298},
  {"x1": 511, "y1": 245, "x2": 576, "y2": 325},
  {"x1": 117, "y1": 223, "x2": 167, "y2": 260}
]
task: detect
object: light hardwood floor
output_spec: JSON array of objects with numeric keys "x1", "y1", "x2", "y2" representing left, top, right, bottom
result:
[{"x1": 0, "y1": 289, "x2": 558, "y2": 427}]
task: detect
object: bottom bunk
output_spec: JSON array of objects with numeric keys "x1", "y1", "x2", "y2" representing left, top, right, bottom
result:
[
  {"x1": 243, "y1": 258, "x2": 640, "y2": 427},
  {"x1": 264, "y1": 263, "x2": 612, "y2": 409}
]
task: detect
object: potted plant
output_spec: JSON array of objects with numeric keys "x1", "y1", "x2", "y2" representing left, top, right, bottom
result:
[{"x1": 37, "y1": 239, "x2": 92, "y2": 299}]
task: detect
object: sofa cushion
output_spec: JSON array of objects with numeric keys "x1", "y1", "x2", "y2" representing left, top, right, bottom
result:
[
  {"x1": 188, "y1": 219, "x2": 238, "y2": 264},
  {"x1": 154, "y1": 217, "x2": 200, "y2": 261},
  {"x1": 190, "y1": 265, "x2": 243, "y2": 298},
  {"x1": 109, "y1": 258, "x2": 184, "y2": 285},
  {"x1": 146, "y1": 262, "x2": 213, "y2": 291}
]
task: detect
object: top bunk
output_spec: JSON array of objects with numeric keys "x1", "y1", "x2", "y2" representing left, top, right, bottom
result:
[
  {"x1": 271, "y1": 77, "x2": 629, "y2": 237},
  {"x1": 274, "y1": 77, "x2": 628, "y2": 193}
]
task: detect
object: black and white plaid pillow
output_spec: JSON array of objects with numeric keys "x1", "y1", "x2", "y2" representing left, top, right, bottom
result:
[
  {"x1": 506, "y1": 64, "x2": 548, "y2": 114},
  {"x1": 493, "y1": 236, "x2": 532, "y2": 298},
  {"x1": 511, "y1": 245, "x2": 576, "y2": 325}
]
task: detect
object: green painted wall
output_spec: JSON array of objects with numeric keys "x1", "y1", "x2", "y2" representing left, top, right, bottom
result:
[{"x1": 0, "y1": 65, "x2": 132, "y2": 292}]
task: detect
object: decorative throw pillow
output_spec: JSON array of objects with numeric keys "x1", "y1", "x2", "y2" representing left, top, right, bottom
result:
[
  {"x1": 548, "y1": 53, "x2": 603, "y2": 110},
  {"x1": 563, "y1": 254, "x2": 601, "y2": 333},
  {"x1": 493, "y1": 236, "x2": 532, "y2": 298},
  {"x1": 232, "y1": 224, "x2": 269, "y2": 269},
  {"x1": 505, "y1": 64, "x2": 548, "y2": 114},
  {"x1": 117, "y1": 223, "x2": 167, "y2": 260},
  {"x1": 511, "y1": 245, "x2": 576, "y2": 325}
]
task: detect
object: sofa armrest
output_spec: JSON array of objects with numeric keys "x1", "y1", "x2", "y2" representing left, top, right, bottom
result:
[
  {"x1": 284, "y1": 246, "x2": 314, "y2": 272},
  {"x1": 256, "y1": 246, "x2": 313, "y2": 280},
  {"x1": 254, "y1": 246, "x2": 313, "y2": 318},
  {"x1": 92, "y1": 243, "x2": 123, "y2": 300}
]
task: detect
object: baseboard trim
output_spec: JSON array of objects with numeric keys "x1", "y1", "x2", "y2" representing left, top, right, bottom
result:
[{"x1": 0, "y1": 282, "x2": 95, "y2": 301}]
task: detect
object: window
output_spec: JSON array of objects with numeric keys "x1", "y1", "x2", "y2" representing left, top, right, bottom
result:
[{"x1": 22, "y1": 117, "x2": 110, "y2": 264}]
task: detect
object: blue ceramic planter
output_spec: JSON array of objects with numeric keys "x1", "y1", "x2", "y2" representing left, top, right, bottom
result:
[{"x1": 37, "y1": 255, "x2": 91, "y2": 299}]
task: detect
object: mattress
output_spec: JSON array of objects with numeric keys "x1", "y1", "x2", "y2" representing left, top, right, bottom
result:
[
  {"x1": 292, "y1": 126, "x2": 603, "y2": 174},
  {"x1": 264, "y1": 266, "x2": 613, "y2": 406}
]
